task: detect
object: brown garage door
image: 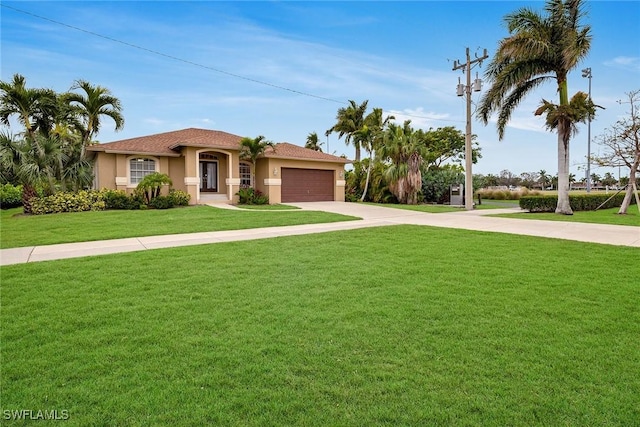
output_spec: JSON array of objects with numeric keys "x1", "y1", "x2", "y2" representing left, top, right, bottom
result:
[{"x1": 281, "y1": 168, "x2": 334, "y2": 202}]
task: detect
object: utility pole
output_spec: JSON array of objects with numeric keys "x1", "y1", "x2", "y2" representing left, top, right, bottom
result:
[
  {"x1": 453, "y1": 47, "x2": 488, "y2": 210},
  {"x1": 582, "y1": 67, "x2": 592, "y2": 193}
]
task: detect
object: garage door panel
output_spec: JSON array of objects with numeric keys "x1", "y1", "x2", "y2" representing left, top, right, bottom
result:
[{"x1": 281, "y1": 168, "x2": 334, "y2": 202}]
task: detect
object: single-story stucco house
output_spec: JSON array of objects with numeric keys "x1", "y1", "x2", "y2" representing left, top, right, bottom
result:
[{"x1": 87, "y1": 128, "x2": 349, "y2": 205}]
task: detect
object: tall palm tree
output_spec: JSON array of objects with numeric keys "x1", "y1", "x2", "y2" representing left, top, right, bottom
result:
[
  {"x1": 66, "y1": 79, "x2": 124, "y2": 159},
  {"x1": 239, "y1": 135, "x2": 276, "y2": 189},
  {"x1": 0, "y1": 73, "x2": 57, "y2": 139},
  {"x1": 305, "y1": 132, "x2": 323, "y2": 152},
  {"x1": 478, "y1": 0, "x2": 592, "y2": 214},
  {"x1": 377, "y1": 122, "x2": 426, "y2": 205},
  {"x1": 354, "y1": 108, "x2": 394, "y2": 202},
  {"x1": 326, "y1": 100, "x2": 368, "y2": 162}
]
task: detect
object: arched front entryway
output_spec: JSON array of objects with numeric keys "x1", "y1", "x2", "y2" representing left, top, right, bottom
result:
[{"x1": 195, "y1": 149, "x2": 234, "y2": 204}]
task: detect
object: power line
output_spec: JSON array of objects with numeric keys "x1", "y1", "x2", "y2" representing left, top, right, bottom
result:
[{"x1": 1, "y1": 3, "x2": 465, "y2": 126}]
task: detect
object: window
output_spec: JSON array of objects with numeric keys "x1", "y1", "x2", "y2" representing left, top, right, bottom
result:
[
  {"x1": 130, "y1": 158, "x2": 156, "y2": 184},
  {"x1": 239, "y1": 162, "x2": 251, "y2": 187}
]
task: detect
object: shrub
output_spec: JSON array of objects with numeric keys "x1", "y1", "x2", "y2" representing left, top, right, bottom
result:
[
  {"x1": 520, "y1": 193, "x2": 634, "y2": 212},
  {"x1": 99, "y1": 189, "x2": 138, "y2": 210},
  {"x1": 236, "y1": 187, "x2": 269, "y2": 205},
  {"x1": 149, "y1": 195, "x2": 173, "y2": 209},
  {"x1": 478, "y1": 188, "x2": 541, "y2": 200},
  {"x1": 1, "y1": 183, "x2": 22, "y2": 209},
  {"x1": 30, "y1": 190, "x2": 106, "y2": 215},
  {"x1": 168, "y1": 189, "x2": 190, "y2": 206},
  {"x1": 421, "y1": 169, "x2": 464, "y2": 204}
]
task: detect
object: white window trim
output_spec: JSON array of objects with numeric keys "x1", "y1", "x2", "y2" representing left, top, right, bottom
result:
[
  {"x1": 239, "y1": 161, "x2": 252, "y2": 188},
  {"x1": 126, "y1": 156, "x2": 160, "y2": 188}
]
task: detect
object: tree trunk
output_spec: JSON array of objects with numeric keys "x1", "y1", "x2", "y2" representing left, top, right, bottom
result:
[
  {"x1": 360, "y1": 159, "x2": 372, "y2": 202},
  {"x1": 618, "y1": 155, "x2": 639, "y2": 214},
  {"x1": 354, "y1": 144, "x2": 361, "y2": 163},
  {"x1": 555, "y1": 128, "x2": 573, "y2": 215},
  {"x1": 22, "y1": 184, "x2": 37, "y2": 215}
]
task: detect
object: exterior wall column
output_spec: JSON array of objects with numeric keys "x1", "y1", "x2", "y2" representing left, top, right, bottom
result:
[
  {"x1": 115, "y1": 155, "x2": 128, "y2": 191},
  {"x1": 184, "y1": 148, "x2": 199, "y2": 205}
]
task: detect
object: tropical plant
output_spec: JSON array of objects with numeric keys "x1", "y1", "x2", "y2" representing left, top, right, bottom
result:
[
  {"x1": 65, "y1": 80, "x2": 124, "y2": 158},
  {"x1": 538, "y1": 169, "x2": 550, "y2": 190},
  {"x1": 239, "y1": 135, "x2": 275, "y2": 190},
  {"x1": 0, "y1": 73, "x2": 58, "y2": 139},
  {"x1": 378, "y1": 122, "x2": 427, "y2": 204},
  {"x1": 305, "y1": 132, "x2": 323, "y2": 152},
  {"x1": 0, "y1": 132, "x2": 66, "y2": 214},
  {"x1": 134, "y1": 172, "x2": 173, "y2": 204},
  {"x1": 478, "y1": 0, "x2": 593, "y2": 215},
  {"x1": 354, "y1": 107, "x2": 394, "y2": 202},
  {"x1": 326, "y1": 100, "x2": 368, "y2": 162}
]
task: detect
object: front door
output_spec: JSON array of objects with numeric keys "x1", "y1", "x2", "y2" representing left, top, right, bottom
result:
[{"x1": 200, "y1": 161, "x2": 218, "y2": 192}]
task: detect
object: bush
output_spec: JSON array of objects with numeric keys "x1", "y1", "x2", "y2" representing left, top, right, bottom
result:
[
  {"x1": 99, "y1": 189, "x2": 141, "y2": 210},
  {"x1": 30, "y1": 190, "x2": 106, "y2": 215},
  {"x1": 168, "y1": 189, "x2": 190, "y2": 206},
  {"x1": 520, "y1": 193, "x2": 634, "y2": 212},
  {"x1": 477, "y1": 188, "x2": 541, "y2": 201},
  {"x1": 1, "y1": 183, "x2": 22, "y2": 209},
  {"x1": 236, "y1": 186, "x2": 269, "y2": 205},
  {"x1": 421, "y1": 169, "x2": 464, "y2": 204},
  {"x1": 149, "y1": 195, "x2": 173, "y2": 209}
]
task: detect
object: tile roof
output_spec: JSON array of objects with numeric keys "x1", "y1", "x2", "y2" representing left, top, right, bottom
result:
[
  {"x1": 88, "y1": 128, "x2": 350, "y2": 163},
  {"x1": 87, "y1": 128, "x2": 243, "y2": 156},
  {"x1": 266, "y1": 143, "x2": 349, "y2": 163}
]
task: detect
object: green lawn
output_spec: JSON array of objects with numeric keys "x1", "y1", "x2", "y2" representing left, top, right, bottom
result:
[
  {"x1": 2, "y1": 226, "x2": 638, "y2": 426},
  {"x1": 364, "y1": 202, "x2": 464, "y2": 213},
  {"x1": 0, "y1": 206, "x2": 357, "y2": 249},
  {"x1": 494, "y1": 206, "x2": 640, "y2": 227},
  {"x1": 235, "y1": 204, "x2": 300, "y2": 210}
]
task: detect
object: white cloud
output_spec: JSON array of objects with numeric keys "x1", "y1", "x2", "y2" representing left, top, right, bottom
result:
[
  {"x1": 604, "y1": 56, "x2": 640, "y2": 71},
  {"x1": 387, "y1": 108, "x2": 454, "y2": 129}
]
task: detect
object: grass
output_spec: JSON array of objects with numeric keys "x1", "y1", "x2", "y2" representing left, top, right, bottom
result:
[
  {"x1": 493, "y1": 206, "x2": 640, "y2": 227},
  {"x1": 2, "y1": 225, "x2": 638, "y2": 426},
  {"x1": 235, "y1": 204, "x2": 300, "y2": 210},
  {"x1": 0, "y1": 206, "x2": 357, "y2": 249},
  {"x1": 364, "y1": 202, "x2": 463, "y2": 213}
]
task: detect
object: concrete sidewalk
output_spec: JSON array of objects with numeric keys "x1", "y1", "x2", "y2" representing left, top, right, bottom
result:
[{"x1": 1, "y1": 203, "x2": 638, "y2": 266}]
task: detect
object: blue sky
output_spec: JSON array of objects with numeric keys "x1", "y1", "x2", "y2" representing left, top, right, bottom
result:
[{"x1": 2, "y1": 1, "x2": 639, "y2": 178}]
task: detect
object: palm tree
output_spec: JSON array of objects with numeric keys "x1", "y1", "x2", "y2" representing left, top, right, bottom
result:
[
  {"x1": 354, "y1": 108, "x2": 394, "y2": 202},
  {"x1": 478, "y1": 0, "x2": 592, "y2": 214},
  {"x1": 305, "y1": 132, "x2": 323, "y2": 152},
  {"x1": 0, "y1": 132, "x2": 65, "y2": 213},
  {"x1": 326, "y1": 100, "x2": 368, "y2": 162},
  {"x1": 538, "y1": 169, "x2": 549, "y2": 190},
  {"x1": 66, "y1": 79, "x2": 124, "y2": 159},
  {"x1": 239, "y1": 135, "x2": 276, "y2": 189},
  {"x1": 377, "y1": 122, "x2": 426, "y2": 204},
  {"x1": 0, "y1": 73, "x2": 57, "y2": 139}
]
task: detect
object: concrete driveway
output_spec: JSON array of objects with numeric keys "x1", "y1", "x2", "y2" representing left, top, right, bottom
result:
[
  {"x1": 1, "y1": 202, "x2": 637, "y2": 266},
  {"x1": 289, "y1": 202, "x2": 640, "y2": 248}
]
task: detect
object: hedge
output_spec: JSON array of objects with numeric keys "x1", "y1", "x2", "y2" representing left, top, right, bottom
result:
[
  {"x1": 520, "y1": 193, "x2": 635, "y2": 212},
  {"x1": 1, "y1": 184, "x2": 22, "y2": 209},
  {"x1": 27, "y1": 189, "x2": 191, "y2": 215}
]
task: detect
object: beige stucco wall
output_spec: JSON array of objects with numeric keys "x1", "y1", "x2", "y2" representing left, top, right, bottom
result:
[
  {"x1": 259, "y1": 158, "x2": 346, "y2": 204},
  {"x1": 168, "y1": 157, "x2": 186, "y2": 192},
  {"x1": 94, "y1": 152, "x2": 117, "y2": 190},
  {"x1": 93, "y1": 149, "x2": 346, "y2": 205}
]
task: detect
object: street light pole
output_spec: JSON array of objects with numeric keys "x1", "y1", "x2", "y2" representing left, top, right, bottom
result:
[{"x1": 582, "y1": 67, "x2": 592, "y2": 193}]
